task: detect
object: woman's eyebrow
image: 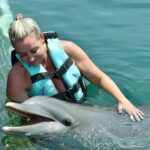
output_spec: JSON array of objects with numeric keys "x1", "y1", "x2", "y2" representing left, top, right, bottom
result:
[
  {"x1": 30, "y1": 46, "x2": 39, "y2": 51},
  {"x1": 16, "y1": 51, "x2": 26, "y2": 55},
  {"x1": 16, "y1": 46, "x2": 39, "y2": 54}
]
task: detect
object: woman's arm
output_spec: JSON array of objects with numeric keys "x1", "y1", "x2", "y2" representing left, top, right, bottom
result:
[{"x1": 61, "y1": 40, "x2": 144, "y2": 121}]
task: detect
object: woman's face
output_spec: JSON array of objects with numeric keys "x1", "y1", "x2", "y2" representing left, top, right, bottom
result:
[{"x1": 14, "y1": 33, "x2": 47, "y2": 66}]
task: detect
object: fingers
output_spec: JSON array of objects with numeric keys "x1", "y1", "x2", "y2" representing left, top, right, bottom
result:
[
  {"x1": 118, "y1": 103, "x2": 125, "y2": 114},
  {"x1": 137, "y1": 110, "x2": 144, "y2": 120},
  {"x1": 129, "y1": 115, "x2": 135, "y2": 122},
  {"x1": 118, "y1": 103, "x2": 145, "y2": 122},
  {"x1": 118, "y1": 103, "x2": 123, "y2": 114},
  {"x1": 138, "y1": 110, "x2": 144, "y2": 116},
  {"x1": 130, "y1": 114, "x2": 140, "y2": 122},
  {"x1": 134, "y1": 114, "x2": 141, "y2": 122},
  {"x1": 129, "y1": 110, "x2": 144, "y2": 122}
]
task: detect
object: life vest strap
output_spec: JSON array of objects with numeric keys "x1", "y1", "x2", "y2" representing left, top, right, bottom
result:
[
  {"x1": 31, "y1": 72, "x2": 55, "y2": 83},
  {"x1": 44, "y1": 32, "x2": 58, "y2": 42},
  {"x1": 53, "y1": 76, "x2": 87, "y2": 103},
  {"x1": 30, "y1": 58, "x2": 73, "y2": 83},
  {"x1": 56, "y1": 58, "x2": 73, "y2": 76},
  {"x1": 68, "y1": 76, "x2": 87, "y2": 97},
  {"x1": 11, "y1": 50, "x2": 18, "y2": 66}
]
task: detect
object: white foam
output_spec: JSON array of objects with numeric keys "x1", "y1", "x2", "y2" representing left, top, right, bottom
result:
[{"x1": 0, "y1": 0, "x2": 13, "y2": 38}]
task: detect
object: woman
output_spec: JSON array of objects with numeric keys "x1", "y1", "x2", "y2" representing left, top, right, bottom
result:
[{"x1": 7, "y1": 14, "x2": 144, "y2": 121}]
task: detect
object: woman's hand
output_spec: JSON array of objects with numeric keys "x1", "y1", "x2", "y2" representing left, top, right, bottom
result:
[{"x1": 118, "y1": 101, "x2": 144, "y2": 121}]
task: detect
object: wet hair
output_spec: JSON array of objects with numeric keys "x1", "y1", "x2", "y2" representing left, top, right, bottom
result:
[{"x1": 9, "y1": 13, "x2": 41, "y2": 46}]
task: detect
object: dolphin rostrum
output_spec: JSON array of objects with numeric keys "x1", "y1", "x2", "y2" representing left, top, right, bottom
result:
[{"x1": 2, "y1": 96, "x2": 150, "y2": 149}]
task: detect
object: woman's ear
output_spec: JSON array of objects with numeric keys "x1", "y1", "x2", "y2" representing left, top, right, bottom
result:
[{"x1": 40, "y1": 32, "x2": 45, "y2": 43}]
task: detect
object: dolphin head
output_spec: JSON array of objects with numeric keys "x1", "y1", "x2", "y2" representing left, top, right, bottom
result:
[{"x1": 2, "y1": 96, "x2": 79, "y2": 137}]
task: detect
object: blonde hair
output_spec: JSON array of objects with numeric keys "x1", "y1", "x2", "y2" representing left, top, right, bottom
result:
[{"x1": 9, "y1": 14, "x2": 41, "y2": 46}]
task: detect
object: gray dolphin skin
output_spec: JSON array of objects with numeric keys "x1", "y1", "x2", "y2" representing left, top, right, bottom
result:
[{"x1": 2, "y1": 96, "x2": 150, "y2": 149}]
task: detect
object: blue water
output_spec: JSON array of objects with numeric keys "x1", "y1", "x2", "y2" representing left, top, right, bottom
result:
[{"x1": 1, "y1": 0, "x2": 150, "y2": 149}]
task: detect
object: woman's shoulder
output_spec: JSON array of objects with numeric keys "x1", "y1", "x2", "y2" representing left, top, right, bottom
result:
[{"x1": 8, "y1": 62, "x2": 29, "y2": 82}]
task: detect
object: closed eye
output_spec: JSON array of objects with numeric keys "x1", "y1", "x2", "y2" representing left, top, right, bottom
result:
[
  {"x1": 17, "y1": 46, "x2": 39, "y2": 57},
  {"x1": 19, "y1": 53, "x2": 26, "y2": 58},
  {"x1": 31, "y1": 47, "x2": 39, "y2": 53}
]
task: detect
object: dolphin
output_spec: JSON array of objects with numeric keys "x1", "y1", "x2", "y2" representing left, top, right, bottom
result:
[{"x1": 2, "y1": 96, "x2": 150, "y2": 149}]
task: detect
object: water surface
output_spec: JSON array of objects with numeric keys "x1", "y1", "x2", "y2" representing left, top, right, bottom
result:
[{"x1": 1, "y1": 0, "x2": 150, "y2": 149}]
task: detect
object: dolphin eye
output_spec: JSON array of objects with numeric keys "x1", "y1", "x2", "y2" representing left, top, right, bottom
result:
[{"x1": 62, "y1": 119, "x2": 72, "y2": 126}]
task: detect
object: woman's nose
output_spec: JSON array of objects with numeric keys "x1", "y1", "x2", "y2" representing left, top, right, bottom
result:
[{"x1": 27, "y1": 53, "x2": 35, "y2": 62}]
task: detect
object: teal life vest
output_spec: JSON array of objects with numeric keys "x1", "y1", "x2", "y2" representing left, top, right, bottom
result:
[{"x1": 11, "y1": 32, "x2": 87, "y2": 103}]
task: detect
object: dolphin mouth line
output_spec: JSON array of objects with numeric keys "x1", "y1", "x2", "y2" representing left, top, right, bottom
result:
[
  {"x1": 2, "y1": 104, "x2": 68, "y2": 136},
  {"x1": 6, "y1": 105, "x2": 55, "y2": 125},
  {"x1": 2, "y1": 98, "x2": 77, "y2": 135}
]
